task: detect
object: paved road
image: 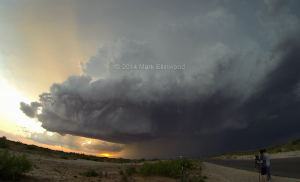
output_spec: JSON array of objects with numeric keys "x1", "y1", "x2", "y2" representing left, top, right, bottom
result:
[{"x1": 202, "y1": 157, "x2": 300, "y2": 179}]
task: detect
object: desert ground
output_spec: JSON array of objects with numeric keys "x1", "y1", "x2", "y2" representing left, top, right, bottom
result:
[
  {"x1": 1, "y1": 148, "x2": 202, "y2": 182},
  {"x1": 1, "y1": 152, "x2": 178, "y2": 182},
  {"x1": 2, "y1": 148, "x2": 300, "y2": 182}
]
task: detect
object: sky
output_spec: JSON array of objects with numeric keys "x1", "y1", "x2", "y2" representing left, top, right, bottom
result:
[{"x1": 1, "y1": 0, "x2": 300, "y2": 159}]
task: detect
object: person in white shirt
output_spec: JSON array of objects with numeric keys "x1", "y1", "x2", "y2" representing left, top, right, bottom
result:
[{"x1": 264, "y1": 149, "x2": 271, "y2": 181}]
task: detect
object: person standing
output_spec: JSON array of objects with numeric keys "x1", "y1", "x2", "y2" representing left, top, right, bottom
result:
[
  {"x1": 257, "y1": 149, "x2": 268, "y2": 182},
  {"x1": 264, "y1": 149, "x2": 271, "y2": 181}
]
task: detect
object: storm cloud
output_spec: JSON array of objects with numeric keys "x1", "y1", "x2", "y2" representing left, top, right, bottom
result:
[
  {"x1": 19, "y1": 0, "x2": 300, "y2": 158},
  {"x1": 20, "y1": 102, "x2": 42, "y2": 118},
  {"x1": 26, "y1": 131, "x2": 123, "y2": 154}
]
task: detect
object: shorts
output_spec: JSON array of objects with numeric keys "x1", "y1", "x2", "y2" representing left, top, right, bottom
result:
[{"x1": 261, "y1": 167, "x2": 267, "y2": 175}]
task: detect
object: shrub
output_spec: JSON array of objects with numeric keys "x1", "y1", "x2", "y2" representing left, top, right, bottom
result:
[
  {"x1": 26, "y1": 145, "x2": 37, "y2": 150},
  {"x1": 203, "y1": 175, "x2": 208, "y2": 179},
  {"x1": 0, "y1": 149, "x2": 32, "y2": 181},
  {"x1": 60, "y1": 154, "x2": 69, "y2": 160},
  {"x1": 139, "y1": 158, "x2": 192, "y2": 178},
  {"x1": 77, "y1": 154, "x2": 104, "y2": 162},
  {"x1": 97, "y1": 158, "x2": 104, "y2": 162},
  {"x1": 292, "y1": 138, "x2": 300, "y2": 145},
  {"x1": 40, "y1": 147, "x2": 51, "y2": 153},
  {"x1": 119, "y1": 169, "x2": 124, "y2": 175},
  {"x1": 53, "y1": 168, "x2": 61, "y2": 173},
  {"x1": 15, "y1": 141, "x2": 23, "y2": 145},
  {"x1": 0, "y1": 136, "x2": 9, "y2": 149},
  {"x1": 276, "y1": 148, "x2": 282, "y2": 153},
  {"x1": 114, "y1": 158, "x2": 131, "y2": 163},
  {"x1": 79, "y1": 169, "x2": 98, "y2": 177},
  {"x1": 122, "y1": 174, "x2": 127, "y2": 181},
  {"x1": 125, "y1": 166, "x2": 136, "y2": 176},
  {"x1": 287, "y1": 145, "x2": 294, "y2": 151}
]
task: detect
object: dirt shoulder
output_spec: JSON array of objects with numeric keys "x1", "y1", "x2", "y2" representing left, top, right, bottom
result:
[{"x1": 202, "y1": 162, "x2": 300, "y2": 182}]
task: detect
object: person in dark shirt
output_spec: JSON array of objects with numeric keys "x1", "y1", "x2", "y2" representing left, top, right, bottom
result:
[{"x1": 257, "y1": 149, "x2": 268, "y2": 182}]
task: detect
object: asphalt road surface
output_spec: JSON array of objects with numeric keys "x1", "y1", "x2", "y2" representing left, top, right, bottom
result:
[{"x1": 202, "y1": 157, "x2": 300, "y2": 179}]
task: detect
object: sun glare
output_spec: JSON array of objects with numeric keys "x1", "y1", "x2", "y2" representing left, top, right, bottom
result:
[
  {"x1": 46, "y1": 132, "x2": 54, "y2": 136},
  {"x1": 0, "y1": 79, "x2": 46, "y2": 135},
  {"x1": 99, "y1": 153, "x2": 113, "y2": 157}
]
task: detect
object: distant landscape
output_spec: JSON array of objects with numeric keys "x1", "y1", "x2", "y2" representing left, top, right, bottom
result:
[
  {"x1": 209, "y1": 137, "x2": 300, "y2": 159},
  {"x1": 0, "y1": 136, "x2": 206, "y2": 182}
]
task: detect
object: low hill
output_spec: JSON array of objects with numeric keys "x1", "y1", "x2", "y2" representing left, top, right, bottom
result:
[
  {"x1": 0, "y1": 136, "x2": 142, "y2": 163},
  {"x1": 209, "y1": 137, "x2": 300, "y2": 159}
]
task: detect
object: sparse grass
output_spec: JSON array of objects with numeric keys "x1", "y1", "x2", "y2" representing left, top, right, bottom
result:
[
  {"x1": 79, "y1": 169, "x2": 98, "y2": 177},
  {"x1": 0, "y1": 149, "x2": 32, "y2": 181}
]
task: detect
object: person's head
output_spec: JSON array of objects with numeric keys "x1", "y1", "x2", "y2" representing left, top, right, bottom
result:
[
  {"x1": 263, "y1": 149, "x2": 266, "y2": 153},
  {"x1": 259, "y1": 149, "x2": 264, "y2": 155}
]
